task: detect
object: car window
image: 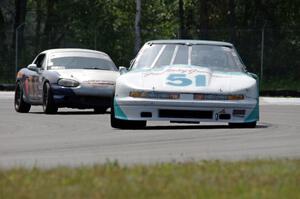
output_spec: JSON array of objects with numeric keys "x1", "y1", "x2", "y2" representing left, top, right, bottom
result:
[
  {"x1": 34, "y1": 54, "x2": 46, "y2": 68},
  {"x1": 153, "y1": 45, "x2": 175, "y2": 68},
  {"x1": 48, "y1": 52, "x2": 117, "y2": 71},
  {"x1": 173, "y1": 45, "x2": 188, "y2": 65},
  {"x1": 134, "y1": 45, "x2": 162, "y2": 68},
  {"x1": 191, "y1": 46, "x2": 243, "y2": 71},
  {"x1": 132, "y1": 43, "x2": 244, "y2": 72}
]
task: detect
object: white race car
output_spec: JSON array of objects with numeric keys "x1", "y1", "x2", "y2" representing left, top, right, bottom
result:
[
  {"x1": 111, "y1": 40, "x2": 259, "y2": 128},
  {"x1": 15, "y1": 48, "x2": 119, "y2": 114}
]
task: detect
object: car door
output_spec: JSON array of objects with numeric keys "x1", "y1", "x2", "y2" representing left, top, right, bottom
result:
[
  {"x1": 36, "y1": 54, "x2": 48, "y2": 101},
  {"x1": 28, "y1": 54, "x2": 46, "y2": 102}
]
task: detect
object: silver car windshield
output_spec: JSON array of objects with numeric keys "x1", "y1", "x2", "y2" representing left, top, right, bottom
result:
[
  {"x1": 132, "y1": 44, "x2": 244, "y2": 72},
  {"x1": 48, "y1": 52, "x2": 117, "y2": 71}
]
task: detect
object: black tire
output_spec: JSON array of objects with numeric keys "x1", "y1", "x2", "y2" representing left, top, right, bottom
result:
[
  {"x1": 110, "y1": 101, "x2": 146, "y2": 129},
  {"x1": 14, "y1": 82, "x2": 31, "y2": 113},
  {"x1": 43, "y1": 82, "x2": 58, "y2": 114},
  {"x1": 228, "y1": 121, "x2": 257, "y2": 128},
  {"x1": 94, "y1": 107, "x2": 108, "y2": 114}
]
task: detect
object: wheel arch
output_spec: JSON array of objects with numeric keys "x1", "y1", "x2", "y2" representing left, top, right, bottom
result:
[{"x1": 43, "y1": 79, "x2": 51, "y2": 90}]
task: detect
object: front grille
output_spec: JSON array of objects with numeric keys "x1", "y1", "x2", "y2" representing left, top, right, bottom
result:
[
  {"x1": 60, "y1": 96, "x2": 111, "y2": 108},
  {"x1": 233, "y1": 109, "x2": 246, "y2": 117},
  {"x1": 141, "y1": 112, "x2": 152, "y2": 118},
  {"x1": 159, "y1": 109, "x2": 213, "y2": 119},
  {"x1": 219, "y1": 113, "x2": 231, "y2": 120}
]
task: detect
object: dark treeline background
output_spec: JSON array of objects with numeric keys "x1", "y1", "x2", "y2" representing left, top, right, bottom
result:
[{"x1": 0, "y1": 0, "x2": 299, "y2": 90}]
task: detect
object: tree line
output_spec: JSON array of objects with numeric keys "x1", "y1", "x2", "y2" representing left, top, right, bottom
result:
[{"x1": 0, "y1": 0, "x2": 299, "y2": 85}]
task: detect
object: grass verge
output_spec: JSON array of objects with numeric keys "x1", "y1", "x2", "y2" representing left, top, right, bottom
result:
[
  {"x1": 260, "y1": 77, "x2": 300, "y2": 91},
  {"x1": 0, "y1": 159, "x2": 299, "y2": 199}
]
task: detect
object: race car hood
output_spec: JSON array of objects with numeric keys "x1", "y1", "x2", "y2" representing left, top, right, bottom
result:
[
  {"x1": 117, "y1": 65, "x2": 257, "y2": 94},
  {"x1": 53, "y1": 69, "x2": 119, "y2": 83}
]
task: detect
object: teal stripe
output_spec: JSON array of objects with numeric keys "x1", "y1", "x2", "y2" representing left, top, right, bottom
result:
[
  {"x1": 114, "y1": 99, "x2": 127, "y2": 120},
  {"x1": 245, "y1": 99, "x2": 259, "y2": 122}
]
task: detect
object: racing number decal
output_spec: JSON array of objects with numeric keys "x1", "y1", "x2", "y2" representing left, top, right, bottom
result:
[
  {"x1": 166, "y1": 74, "x2": 206, "y2": 87},
  {"x1": 195, "y1": 74, "x2": 206, "y2": 87},
  {"x1": 167, "y1": 74, "x2": 192, "y2": 86}
]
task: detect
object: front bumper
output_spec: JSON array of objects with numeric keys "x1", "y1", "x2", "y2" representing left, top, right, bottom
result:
[
  {"x1": 114, "y1": 97, "x2": 259, "y2": 123},
  {"x1": 51, "y1": 84, "x2": 114, "y2": 108}
]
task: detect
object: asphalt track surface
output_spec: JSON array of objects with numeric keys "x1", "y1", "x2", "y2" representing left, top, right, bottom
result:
[{"x1": 0, "y1": 92, "x2": 299, "y2": 168}]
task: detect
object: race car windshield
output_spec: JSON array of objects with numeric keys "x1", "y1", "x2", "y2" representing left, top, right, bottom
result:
[
  {"x1": 132, "y1": 44, "x2": 244, "y2": 72},
  {"x1": 48, "y1": 53, "x2": 117, "y2": 71}
]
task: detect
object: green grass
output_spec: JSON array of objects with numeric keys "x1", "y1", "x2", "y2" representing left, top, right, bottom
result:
[
  {"x1": 1, "y1": 159, "x2": 299, "y2": 199},
  {"x1": 260, "y1": 77, "x2": 300, "y2": 91}
]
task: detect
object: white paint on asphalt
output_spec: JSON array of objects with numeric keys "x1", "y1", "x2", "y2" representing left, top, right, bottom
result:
[
  {"x1": 260, "y1": 97, "x2": 300, "y2": 105},
  {"x1": 0, "y1": 91, "x2": 14, "y2": 99}
]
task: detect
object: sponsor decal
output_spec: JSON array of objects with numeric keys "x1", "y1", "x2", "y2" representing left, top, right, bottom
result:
[
  {"x1": 24, "y1": 78, "x2": 29, "y2": 95},
  {"x1": 25, "y1": 76, "x2": 39, "y2": 98},
  {"x1": 218, "y1": 109, "x2": 226, "y2": 114},
  {"x1": 144, "y1": 67, "x2": 206, "y2": 77}
]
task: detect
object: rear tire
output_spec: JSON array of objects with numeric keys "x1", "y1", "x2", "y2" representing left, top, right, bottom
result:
[
  {"x1": 110, "y1": 101, "x2": 146, "y2": 129},
  {"x1": 229, "y1": 121, "x2": 257, "y2": 128},
  {"x1": 14, "y1": 82, "x2": 31, "y2": 113},
  {"x1": 43, "y1": 82, "x2": 58, "y2": 114}
]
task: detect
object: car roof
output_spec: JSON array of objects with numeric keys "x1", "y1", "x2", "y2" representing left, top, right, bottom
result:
[
  {"x1": 146, "y1": 40, "x2": 233, "y2": 47},
  {"x1": 40, "y1": 48, "x2": 110, "y2": 56}
]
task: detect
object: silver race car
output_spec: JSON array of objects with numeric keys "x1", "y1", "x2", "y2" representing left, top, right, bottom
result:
[
  {"x1": 15, "y1": 48, "x2": 119, "y2": 114},
  {"x1": 111, "y1": 40, "x2": 259, "y2": 128}
]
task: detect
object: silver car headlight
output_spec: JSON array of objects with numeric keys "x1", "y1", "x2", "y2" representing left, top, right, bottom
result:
[{"x1": 57, "y1": 78, "x2": 80, "y2": 87}]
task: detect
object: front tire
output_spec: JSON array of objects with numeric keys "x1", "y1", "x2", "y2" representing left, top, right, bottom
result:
[
  {"x1": 229, "y1": 121, "x2": 257, "y2": 128},
  {"x1": 14, "y1": 82, "x2": 31, "y2": 113},
  {"x1": 110, "y1": 101, "x2": 146, "y2": 129},
  {"x1": 43, "y1": 82, "x2": 58, "y2": 114}
]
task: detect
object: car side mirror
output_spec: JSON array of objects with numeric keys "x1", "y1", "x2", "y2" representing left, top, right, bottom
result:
[
  {"x1": 119, "y1": 66, "x2": 127, "y2": 75},
  {"x1": 28, "y1": 64, "x2": 38, "y2": 71},
  {"x1": 247, "y1": 72, "x2": 258, "y2": 80}
]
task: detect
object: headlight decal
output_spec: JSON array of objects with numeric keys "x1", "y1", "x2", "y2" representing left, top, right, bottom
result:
[
  {"x1": 57, "y1": 79, "x2": 80, "y2": 87},
  {"x1": 129, "y1": 91, "x2": 180, "y2": 100},
  {"x1": 194, "y1": 94, "x2": 244, "y2": 101},
  {"x1": 129, "y1": 91, "x2": 244, "y2": 101}
]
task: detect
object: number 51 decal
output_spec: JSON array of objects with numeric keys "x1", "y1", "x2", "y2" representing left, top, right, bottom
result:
[{"x1": 166, "y1": 74, "x2": 206, "y2": 87}]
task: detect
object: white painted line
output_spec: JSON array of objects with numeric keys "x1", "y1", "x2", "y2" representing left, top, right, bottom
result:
[
  {"x1": 0, "y1": 91, "x2": 14, "y2": 99},
  {"x1": 260, "y1": 97, "x2": 300, "y2": 105}
]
